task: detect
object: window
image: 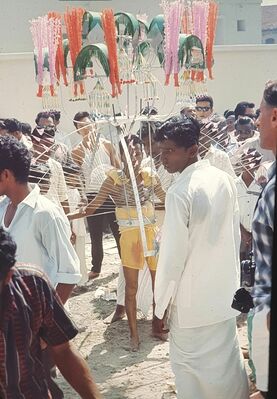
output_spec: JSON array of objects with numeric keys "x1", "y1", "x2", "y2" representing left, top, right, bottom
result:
[
  {"x1": 237, "y1": 20, "x2": 246, "y2": 32},
  {"x1": 265, "y1": 38, "x2": 275, "y2": 44}
]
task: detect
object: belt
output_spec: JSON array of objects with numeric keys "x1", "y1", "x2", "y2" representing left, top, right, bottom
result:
[{"x1": 117, "y1": 217, "x2": 156, "y2": 227}]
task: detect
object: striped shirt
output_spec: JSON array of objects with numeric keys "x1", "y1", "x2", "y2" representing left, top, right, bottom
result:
[
  {"x1": 252, "y1": 162, "x2": 276, "y2": 311},
  {"x1": 0, "y1": 264, "x2": 78, "y2": 399}
]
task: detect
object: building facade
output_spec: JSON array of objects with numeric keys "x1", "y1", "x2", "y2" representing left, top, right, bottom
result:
[{"x1": 262, "y1": 5, "x2": 277, "y2": 44}]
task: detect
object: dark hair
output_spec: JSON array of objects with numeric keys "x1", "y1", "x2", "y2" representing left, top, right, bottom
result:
[
  {"x1": 263, "y1": 80, "x2": 277, "y2": 107},
  {"x1": 140, "y1": 121, "x2": 163, "y2": 140},
  {"x1": 141, "y1": 106, "x2": 158, "y2": 116},
  {"x1": 28, "y1": 163, "x2": 51, "y2": 185},
  {"x1": 3, "y1": 118, "x2": 22, "y2": 133},
  {"x1": 0, "y1": 136, "x2": 31, "y2": 183},
  {"x1": 235, "y1": 116, "x2": 254, "y2": 130},
  {"x1": 224, "y1": 110, "x2": 235, "y2": 119},
  {"x1": 0, "y1": 120, "x2": 6, "y2": 130},
  {"x1": 0, "y1": 228, "x2": 17, "y2": 281},
  {"x1": 119, "y1": 135, "x2": 143, "y2": 155},
  {"x1": 155, "y1": 116, "x2": 200, "y2": 148},
  {"x1": 35, "y1": 112, "x2": 54, "y2": 126},
  {"x1": 21, "y1": 122, "x2": 32, "y2": 136},
  {"x1": 50, "y1": 110, "x2": 61, "y2": 123},
  {"x1": 234, "y1": 102, "x2": 255, "y2": 120},
  {"x1": 196, "y1": 95, "x2": 213, "y2": 108},
  {"x1": 62, "y1": 163, "x2": 81, "y2": 176},
  {"x1": 73, "y1": 111, "x2": 90, "y2": 128}
]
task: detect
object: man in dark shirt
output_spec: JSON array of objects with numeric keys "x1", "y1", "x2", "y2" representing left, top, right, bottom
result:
[{"x1": 0, "y1": 227, "x2": 102, "y2": 399}]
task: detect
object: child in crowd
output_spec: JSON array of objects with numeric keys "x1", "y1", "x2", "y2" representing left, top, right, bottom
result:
[{"x1": 69, "y1": 135, "x2": 165, "y2": 351}]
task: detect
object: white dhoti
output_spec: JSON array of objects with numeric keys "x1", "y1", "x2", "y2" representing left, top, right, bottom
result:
[
  {"x1": 251, "y1": 306, "x2": 270, "y2": 392},
  {"x1": 169, "y1": 308, "x2": 249, "y2": 399}
]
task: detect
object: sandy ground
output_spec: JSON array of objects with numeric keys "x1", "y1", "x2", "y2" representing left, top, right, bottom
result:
[{"x1": 57, "y1": 234, "x2": 256, "y2": 398}]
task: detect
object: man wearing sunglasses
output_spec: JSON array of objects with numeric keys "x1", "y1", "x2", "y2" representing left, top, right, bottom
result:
[{"x1": 195, "y1": 95, "x2": 214, "y2": 121}]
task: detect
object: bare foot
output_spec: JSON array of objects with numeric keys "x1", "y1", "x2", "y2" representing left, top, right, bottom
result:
[
  {"x1": 152, "y1": 330, "x2": 168, "y2": 341},
  {"x1": 130, "y1": 336, "x2": 140, "y2": 352},
  {"x1": 111, "y1": 305, "x2": 126, "y2": 323},
  {"x1": 88, "y1": 271, "x2": 100, "y2": 280}
]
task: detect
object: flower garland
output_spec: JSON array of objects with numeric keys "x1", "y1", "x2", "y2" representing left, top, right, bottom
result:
[
  {"x1": 64, "y1": 7, "x2": 85, "y2": 97},
  {"x1": 162, "y1": 0, "x2": 184, "y2": 87},
  {"x1": 101, "y1": 9, "x2": 122, "y2": 97}
]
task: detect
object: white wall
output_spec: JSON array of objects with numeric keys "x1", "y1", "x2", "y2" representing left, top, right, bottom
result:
[
  {"x1": 1, "y1": 45, "x2": 276, "y2": 135},
  {"x1": 0, "y1": 0, "x2": 162, "y2": 53},
  {"x1": 217, "y1": 0, "x2": 262, "y2": 45}
]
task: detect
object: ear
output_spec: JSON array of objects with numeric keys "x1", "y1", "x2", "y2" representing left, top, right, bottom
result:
[
  {"x1": 271, "y1": 107, "x2": 277, "y2": 128},
  {"x1": 4, "y1": 267, "x2": 15, "y2": 285},
  {"x1": 188, "y1": 144, "x2": 198, "y2": 159}
]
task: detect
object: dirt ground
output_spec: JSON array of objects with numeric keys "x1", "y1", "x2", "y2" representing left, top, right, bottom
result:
[{"x1": 57, "y1": 234, "x2": 255, "y2": 398}]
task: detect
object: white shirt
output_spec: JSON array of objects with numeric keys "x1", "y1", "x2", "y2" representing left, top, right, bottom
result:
[
  {"x1": 154, "y1": 160, "x2": 240, "y2": 328},
  {"x1": 67, "y1": 188, "x2": 86, "y2": 236},
  {"x1": 0, "y1": 184, "x2": 81, "y2": 287},
  {"x1": 20, "y1": 134, "x2": 33, "y2": 150},
  {"x1": 235, "y1": 175, "x2": 262, "y2": 232},
  {"x1": 81, "y1": 139, "x2": 112, "y2": 193},
  {"x1": 229, "y1": 132, "x2": 275, "y2": 165},
  {"x1": 203, "y1": 145, "x2": 236, "y2": 178},
  {"x1": 45, "y1": 157, "x2": 68, "y2": 205}
]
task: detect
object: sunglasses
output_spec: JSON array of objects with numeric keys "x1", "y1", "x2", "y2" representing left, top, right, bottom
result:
[
  {"x1": 244, "y1": 114, "x2": 256, "y2": 120},
  {"x1": 195, "y1": 106, "x2": 211, "y2": 112}
]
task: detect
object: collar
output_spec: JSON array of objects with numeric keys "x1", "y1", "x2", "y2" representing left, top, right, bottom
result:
[
  {"x1": 18, "y1": 184, "x2": 41, "y2": 210},
  {"x1": 175, "y1": 160, "x2": 210, "y2": 183},
  {"x1": 268, "y1": 161, "x2": 276, "y2": 181}
]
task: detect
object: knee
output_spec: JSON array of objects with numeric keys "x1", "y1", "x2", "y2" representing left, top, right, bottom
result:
[{"x1": 125, "y1": 283, "x2": 138, "y2": 300}]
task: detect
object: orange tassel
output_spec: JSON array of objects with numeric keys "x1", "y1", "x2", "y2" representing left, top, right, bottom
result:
[
  {"x1": 101, "y1": 9, "x2": 122, "y2": 98},
  {"x1": 37, "y1": 85, "x2": 43, "y2": 97},
  {"x1": 174, "y1": 73, "x2": 179, "y2": 87}
]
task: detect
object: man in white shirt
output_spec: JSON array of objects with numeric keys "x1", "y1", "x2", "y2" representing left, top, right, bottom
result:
[
  {"x1": 234, "y1": 149, "x2": 263, "y2": 261},
  {"x1": 153, "y1": 116, "x2": 248, "y2": 399},
  {"x1": 31, "y1": 126, "x2": 69, "y2": 213},
  {"x1": 0, "y1": 136, "x2": 81, "y2": 303}
]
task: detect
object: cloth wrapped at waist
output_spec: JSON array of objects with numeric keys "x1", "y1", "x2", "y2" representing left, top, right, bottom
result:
[{"x1": 115, "y1": 202, "x2": 156, "y2": 229}]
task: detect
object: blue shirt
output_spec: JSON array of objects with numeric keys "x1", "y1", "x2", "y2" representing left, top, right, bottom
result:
[{"x1": 252, "y1": 162, "x2": 276, "y2": 311}]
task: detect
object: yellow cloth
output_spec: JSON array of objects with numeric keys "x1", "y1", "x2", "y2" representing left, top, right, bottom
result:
[
  {"x1": 107, "y1": 168, "x2": 158, "y2": 270},
  {"x1": 106, "y1": 167, "x2": 157, "y2": 187},
  {"x1": 116, "y1": 204, "x2": 158, "y2": 271}
]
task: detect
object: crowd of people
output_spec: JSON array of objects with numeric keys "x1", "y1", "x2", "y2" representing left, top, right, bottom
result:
[{"x1": 0, "y1": 80, "x2": 276, "y2": 398}]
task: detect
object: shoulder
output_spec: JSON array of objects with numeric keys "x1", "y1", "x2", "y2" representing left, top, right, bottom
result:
[
  {"x1": 106, "y1": 168, "x2": 124, "y2": 185},
  {"x1": 34, "y1": 195, "x2": 68, "y2": 221}
]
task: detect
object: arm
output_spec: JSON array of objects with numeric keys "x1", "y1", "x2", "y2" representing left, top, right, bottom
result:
[
  {"x1": 56, "y1": 283, "x2": 75, "y2": 304},
  {"x1": 72, "y1": 144, "x2": 85, "y2": 166},
  {"x1": 61, "y1": 199, "x2": 70, "y2": 215},
  {"x1": 154, "y1": 178, "x2": 166, "y2": 203},
  {"x1": 50, "y1": 341, "x2": 102, "y2": 399},
  {"x1": 104, "y1": 141, "x2": 121, "y2": 169},
  {"x1": 154, "y1": 191, "x2": 189, "y2": 319},
  {"x1": 85, "y1": 177, "x2": 113, "y2": 216}
]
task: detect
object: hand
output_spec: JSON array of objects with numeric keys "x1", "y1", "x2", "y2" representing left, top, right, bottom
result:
[
  {"x1": 250, "y1": 391, "x2": 266, "y2": 398},
  {"x1": 152, "y1": 314, "x2": 169, "y2": 335},
  {"x1": 70, "y1": 231, "x2": 76, "y2": 245},
  {"x1": 267, "y1": 311, "x2": 270, "y2": 331}
]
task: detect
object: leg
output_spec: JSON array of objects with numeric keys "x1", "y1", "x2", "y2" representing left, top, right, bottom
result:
[
  {"x1": 123, "y1": 266, "x2": 140, "y2": 351},
  {"x1": 106, "y1": 207, "x2": 121, "y2": 258},
  {"x1": 110, "y1": 264, "x2": 126, "y2": 323},
  {"x1": 86, "y1": 213, "x2": 104, "y2": 277},
  {"x1": 149, "y1": 268, "x2": 168, "y2": 341}
]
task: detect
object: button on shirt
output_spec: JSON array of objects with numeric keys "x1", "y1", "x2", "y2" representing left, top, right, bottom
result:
[
  {"x1": 154, "y1": 160, "x2": 240, "y2": 328},
  {"x1": 0, "y1": 185, "x2": 81, "y2": 287},
  {"x1": 235, "y1": 176, "x2": 262, "y2": 232},
  {"x1": 252, "y1": 162, "x2": 276, "y2": 311}
]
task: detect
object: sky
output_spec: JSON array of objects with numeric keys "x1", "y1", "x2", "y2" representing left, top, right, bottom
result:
[{"x1": 262, "y1": 0, "x2": 277, "y2": 4}]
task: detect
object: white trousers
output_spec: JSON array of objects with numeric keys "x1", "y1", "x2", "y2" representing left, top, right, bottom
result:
[
  {"x1": 252, "y1": 306, "x2": 270, "y2": 392},
  {"x1": 169, "y1": 308, "x2": 249, "y2": 399},
  {"x1": 75, "y1": 236, "x2": 87, "y2": 285}
]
